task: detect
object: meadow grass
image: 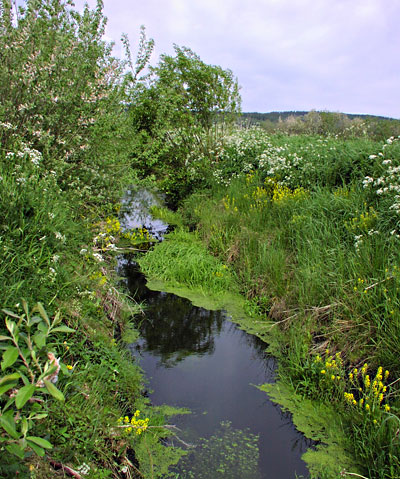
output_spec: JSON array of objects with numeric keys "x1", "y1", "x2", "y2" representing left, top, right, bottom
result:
[{"x1": 177, "y1": 132, "x2": 400, "y2": 479}]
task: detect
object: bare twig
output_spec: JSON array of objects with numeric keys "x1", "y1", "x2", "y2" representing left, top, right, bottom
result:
[{"x1": 48, "y1": 459, "x2": 83, "y2": 478}]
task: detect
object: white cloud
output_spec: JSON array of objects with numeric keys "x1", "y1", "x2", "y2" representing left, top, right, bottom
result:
[{"x1": 73, "y1": 0, "x2": 400, "y2": 117}]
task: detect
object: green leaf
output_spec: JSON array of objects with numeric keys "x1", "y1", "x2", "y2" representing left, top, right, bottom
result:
[
  {"x1": 21, "y1": 417, "x2": 28, "y2": 436},
  {"x1": 38, "y1": 322, "x2": 49, "y2": 334},
  {"x1": 35, "y1": 303, "x2": 50, "y2": 327},
  {"x1": 51, "y1": 325, "x2": 75, "y2": 333},
  {"x1": 1, "y1": 309, "x2": 20, "y2": 319},
  {"x1": 52, "y1": 311, "x2": 62, "y2": 326},
  {"x1": 6, "y1": 443, "x2": 25, "y2": 459},
  {"x1": 0, "y1": 335, "x2": 12, "y2": 341},
  {"x1": 0, "y1": 381, "x2": 18, "y2": 395},
  {"x1": 27, "y1": 440, "x2": 45, "y2": 456},
  {"x1": 5, "y1": 319, "x2": 17, "y2": 335},
  {"x1": 22, "y1": 299, "x2": 29, "y2": 318},
  {"x1": 15, "y1": 384, "x2": 36, "y2": 409},
  {"x1": 1, "y1": 347, "x2": 19, "y2": 370},
  {"x1": 30, "y1": 316, "x2": 43, "y2": 325},
  {"x1": 31, "y1": 413, "x2": 48, "y2": 420},
  {"x1": 26, "y1": 436, "x2": 53, "y2": 449},
  {"x1": 0, "y1": 373, "x2": 21, "y2": 385},
  {"x1": 43, "y1": 380, "x2": 64, "y2": 402},
  {"x1": 0, "y1": 411, "x2": 19, "y2": 439},
  {"x1": 33, "y1": 332, "x2": 47, "y2": 349}
]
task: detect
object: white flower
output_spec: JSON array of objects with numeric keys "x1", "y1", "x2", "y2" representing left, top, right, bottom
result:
[
  {"x1": 80, "y1": 248, "x2": 88, "y2": 255},
  {"x1": 55, "y1": 232, "x2": 66, "y2": 243},
  {"x1": 77, "y1": 463, "x2": 90, "y2": 475},
  {"x1": 93, "y1": 253, "x2": 104, "y2": 262}
]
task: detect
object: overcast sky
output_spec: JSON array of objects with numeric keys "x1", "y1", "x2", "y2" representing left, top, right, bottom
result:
[{"x1": 73, "y1": 0, "x2": 399, "y2": 118}]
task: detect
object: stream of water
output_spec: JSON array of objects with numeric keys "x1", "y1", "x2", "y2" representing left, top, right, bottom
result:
[{"x1": 118, "y1": 187, "x2": 311, "y2": 479}]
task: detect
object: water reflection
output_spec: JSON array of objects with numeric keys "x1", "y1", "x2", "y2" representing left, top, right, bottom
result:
[{"x1": 118, "y1": 187, "x2": 310, "y2": 478}]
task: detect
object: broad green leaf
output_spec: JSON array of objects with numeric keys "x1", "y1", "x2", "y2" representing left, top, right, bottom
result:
[
  {"x1": 30, "y1": 316, "x2": 42, "y2": 325},
  {"x1": 31, "y1": 413, "x2": 48, "y2": 420},
  {"x1": 0, "y1": 411, "x2": 19, "y2": 439},
  {"x1": 0, "y1": 381, "x2": 18, "y2": 395},
  {"x1": 6, "y1": 443, "x2": 25, "y2": 459},
  {"x1": 1, "y1": 347, "x2": 19, "y2": 370},
  {"x1": 5, "y1": 319, "x2": 17, "y2": 335},
  {"x1": 21, "y1": 417, "x2": 28, "y2": 436},
  {"x1": 27, "y1": 440, "x2": 45, "y2": 456},
  {"x1": 0, "y1": 335, "x2": 12, "y2": 341},
  {"x1": 0, "y1": 373, "x2": 20, "y2": 385},
  {"x1": 35, "y1": 303, "x2": 50, "y2": 327},
  {"x1": 1, "y1": 309, "x2": 20, "y2": 319},
  {"x1": 33, "y1": 332, "x2": 46, "y2": 349},
  {"x1": 26, "y1": 436, "x2": 53, "y2": 449},
  {"x1": 51, "y1": 325, "x2": 75, "y2": 333},
  {"x1": 15, "y1": 384, "x2": 36, "y2": 409},
  {"x1": 43, "y1": 380, "x2": 64, "y2": 402},
  {"x1": 38, "y1": 322, "x2": 49, "y2": 334}
]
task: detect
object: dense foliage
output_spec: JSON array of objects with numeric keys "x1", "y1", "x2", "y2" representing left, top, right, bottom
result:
[
  {"x1": 168, "y1": 128, "x2": 400, "y2": 478},
  {"x1": 2, "y1": 0, "x2": 400, "y2": 477},
  {"x1": 0, "y1": 1, "x2": 183, "y2": 477}
]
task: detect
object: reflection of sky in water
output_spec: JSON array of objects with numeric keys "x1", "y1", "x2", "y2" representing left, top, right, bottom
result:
[
  {"x1": 120, "y1": 188, "x2": 311, "y2": 479},
  {"x1": 119, "y1": 187, "x2": 169, "y2": 240}
]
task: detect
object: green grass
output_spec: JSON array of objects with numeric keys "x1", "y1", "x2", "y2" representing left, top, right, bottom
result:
[{"x1": 176, "y1": 135, "x2": 400, "y2": 479}]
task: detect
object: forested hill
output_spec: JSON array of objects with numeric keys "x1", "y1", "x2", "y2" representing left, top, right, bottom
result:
[{"x1": 241, "y1": 111, "x2": 397, "y2": 123}]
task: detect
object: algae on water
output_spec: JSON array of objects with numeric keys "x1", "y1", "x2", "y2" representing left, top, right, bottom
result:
[
  {"x1": 259, "y1": 382, "x2": 362, "y2": 479},
  {"x1": 171, "y1": 421, "x2": 261, "y2": 479}
]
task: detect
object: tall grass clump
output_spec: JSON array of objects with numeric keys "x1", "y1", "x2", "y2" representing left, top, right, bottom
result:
[{"x1": 139, "y1": 229, "x2": 236, "y2": 295}]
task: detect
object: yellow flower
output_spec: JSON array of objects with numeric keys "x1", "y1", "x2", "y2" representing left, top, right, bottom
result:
[
  {"x1": 384, "y1": 404, "x2": 390, "y2": 413},
  {"x1": 320, "y1": 370, "x2": 326, "y2": 374},
  {"x1": 67, "y1": 365, "x2": 73, "y2": 370},
  {"x1": 365, "y1": 403, "x2": 370, "y2": 411}
]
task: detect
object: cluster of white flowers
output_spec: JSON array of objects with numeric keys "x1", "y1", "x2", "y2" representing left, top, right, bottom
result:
[
  {"x1": 54, "y1": 231, "x2": 66, "y2": 243},
  {"x1": 363, "y1": 137, "x2": 400, "y2": 216}
]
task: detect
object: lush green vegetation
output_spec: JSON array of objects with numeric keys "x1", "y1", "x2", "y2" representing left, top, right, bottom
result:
[
  {"x1": 144, "y1": 128, "x2": 400, "y2": 478},
  {"x1": 2, "y1": 0, "x2": 400, "y2": 478},
  {"x1": 0, "y1": 1, "x2": 186, "y2": 477}
]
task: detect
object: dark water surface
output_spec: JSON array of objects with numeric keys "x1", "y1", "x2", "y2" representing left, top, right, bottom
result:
[{"x1": 118, "y1": 188, "x2": 310, "y2": 479}]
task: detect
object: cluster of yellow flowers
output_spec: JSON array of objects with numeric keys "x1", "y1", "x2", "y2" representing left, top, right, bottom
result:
[
  {"x1": 222, "y1": 195, "x2": 238, "y2": 212},
  {"x1": 345, "y1": 364, "x2": 391, "y2": 418},
  {"x1": 249, "y1": 186, "x2": 269, "y2": 210},
  {"x1": 345, "y1": 206, "x2": 377, "y2": 233},
  {"x1": 312, "y1": 351, "x2": 392, "y2": 423},
  {"x1": 315, "y1": 350, "x2": 344, "y2": 379},
  {"x1": 105, "y1": 216, "x2": 122, "y2": 235},
  {"x1": 90, "y1": 271, "x2": 107, "y2": 286},
  {"x1": 117, "y1": 410, "x2": 150, "y2": 435},
  {"x1": 122, "y1": 227, "x2": 152, "y2": 244}
]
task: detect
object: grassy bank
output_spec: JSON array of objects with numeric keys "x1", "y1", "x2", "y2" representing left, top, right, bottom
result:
[{"x1": 142, "y1": 129, "x2": 400, "y2": 478}]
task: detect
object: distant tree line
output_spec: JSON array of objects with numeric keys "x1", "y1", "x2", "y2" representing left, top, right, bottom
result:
[{"x1": 240, "y1": 110, "x2": 400, "y2": 140}]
